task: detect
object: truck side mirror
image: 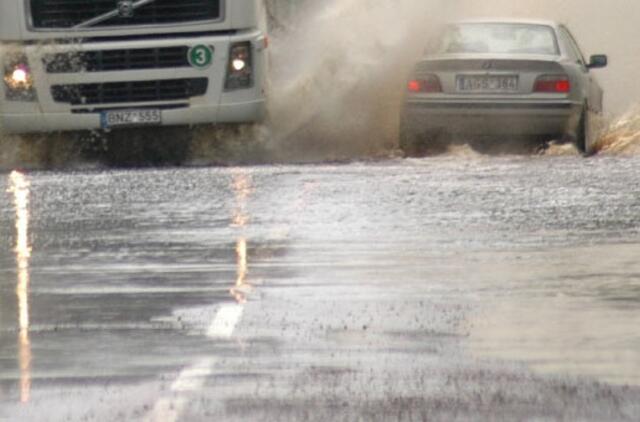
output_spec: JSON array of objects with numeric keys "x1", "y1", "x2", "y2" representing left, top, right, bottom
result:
[{"x1": 587, "y1": 55, "x2": 608, "y2": 69}]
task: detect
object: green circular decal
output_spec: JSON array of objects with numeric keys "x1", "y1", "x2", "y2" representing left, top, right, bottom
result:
[{"x1": 188, "y1": 45, "x2": 213, "y2": 69}]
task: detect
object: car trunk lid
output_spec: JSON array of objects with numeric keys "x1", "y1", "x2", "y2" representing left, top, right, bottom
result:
[{"x1": 414, "y1": 54, "x2": 566, "y2": 95}]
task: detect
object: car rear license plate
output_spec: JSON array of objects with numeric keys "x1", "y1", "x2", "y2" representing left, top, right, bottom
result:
[
  {"x1": 457, "y1": 75, "x2": 518, "y2": 93},
  {"x1": 100, "y1": 109, "x2": 162, "y2": 129}
]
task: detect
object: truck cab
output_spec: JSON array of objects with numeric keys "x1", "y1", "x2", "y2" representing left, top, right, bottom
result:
[{"x1": 0, "y1": 0, "x2": 268, "y2": 134}]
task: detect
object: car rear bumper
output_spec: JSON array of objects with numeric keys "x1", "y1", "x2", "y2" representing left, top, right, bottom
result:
[{"x1": 402, "y1": 100, "x2": 582, "y2": 137}]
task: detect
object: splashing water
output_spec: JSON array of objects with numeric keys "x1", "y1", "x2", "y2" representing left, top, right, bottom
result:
[
  {"x1": 266, "y1": 0, "x2": 453, "y2": 161},
  {"x1": 595, "y1": 108, "x2": 640, "y2": 155},
  {"x1": 542, "y1": 141, "x2": 580, "y2": 157},
  {"x1": 177, "y1": 0, "x2": 455, "y2": 165},
  {"x1": 542, "y1": 108, "x2": 640, "y2": 157}
]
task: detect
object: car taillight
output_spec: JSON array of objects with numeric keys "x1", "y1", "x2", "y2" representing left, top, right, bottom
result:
[
  {"x1": 407, "y1": 75, "x2": 442, "y2": 93},
  {"x1": 534, "y1": 75, "x2": 571, "y2": 93}
]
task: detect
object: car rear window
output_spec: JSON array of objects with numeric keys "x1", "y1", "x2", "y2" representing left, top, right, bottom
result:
[{"x1": 437, "y1": 23, "x2": 560, "y2": 56}]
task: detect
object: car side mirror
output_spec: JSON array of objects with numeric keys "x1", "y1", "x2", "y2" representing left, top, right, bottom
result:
[{"x1": 587, "y1": 54, "x2": 608, "y2": 69}]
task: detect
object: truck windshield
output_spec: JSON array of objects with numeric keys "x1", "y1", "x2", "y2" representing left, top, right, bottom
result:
[{"x1": 437, "y1": 23, "x2": 559, "y2": 55}]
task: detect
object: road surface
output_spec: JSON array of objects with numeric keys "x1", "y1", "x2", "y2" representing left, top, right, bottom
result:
[{"x1": 1, "y1": 152, "x2": 640, "y2": 421}]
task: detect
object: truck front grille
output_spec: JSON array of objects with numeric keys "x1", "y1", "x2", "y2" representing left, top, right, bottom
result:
[
  {"x1": 44, "y1": 47, "x2": 190, "y2": 73},
  {"x1": 51, "y1": 78, "x2": 208, "y2": 105},
  {"x1": 30, "y1": 0, "x2": 222, "y2": 29}
]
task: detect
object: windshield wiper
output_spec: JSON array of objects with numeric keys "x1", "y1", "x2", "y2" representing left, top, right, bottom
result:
[{"x1": 73, "y1": 0, "x2": 157, "y2": 29}]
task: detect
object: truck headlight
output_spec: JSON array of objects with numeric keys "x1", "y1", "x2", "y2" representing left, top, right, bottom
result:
[
  {"x1": 4, "y1": 55, "x2": 37, "y2": 101},
  {"x1": 225, "y1": 42, "x2": 253, "y2": 91}
]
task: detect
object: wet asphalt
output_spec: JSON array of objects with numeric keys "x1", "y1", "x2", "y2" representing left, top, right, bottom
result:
[{"x1": 1, "y1": 153, "x2": 640, "y2": 421}]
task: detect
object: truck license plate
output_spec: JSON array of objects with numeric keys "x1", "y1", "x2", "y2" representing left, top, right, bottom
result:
[{"x1": 100, "y1": 109, "x2": 162, "y2": 129}]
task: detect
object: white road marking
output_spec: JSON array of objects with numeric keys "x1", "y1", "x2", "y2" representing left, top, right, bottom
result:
[
  {"x1": 147, "y1": 397, "x2": 188, "y2": 422},
  {"x1": 207, "y1": 304, "x2": 245, "y2": 339},
  {"x1": 146, "y1": 304, "x2": 245, "y2": 422},
  {"x1": 170, "y1": 358, "x2": 216, "y2": 393}
]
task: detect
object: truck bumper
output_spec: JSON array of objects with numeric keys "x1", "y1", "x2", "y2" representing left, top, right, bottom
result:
[{"x1": 1, "y1": 99, "x2": 266, "y2": 133}]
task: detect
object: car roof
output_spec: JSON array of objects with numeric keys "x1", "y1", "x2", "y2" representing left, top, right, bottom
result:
[{"x1": 451, "y1": 18, "x2": 560, "y2": 29}]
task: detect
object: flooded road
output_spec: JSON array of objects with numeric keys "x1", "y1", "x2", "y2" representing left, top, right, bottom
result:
[{"x1": 1, "y1": 153, "x2": 640, "y2": 421}]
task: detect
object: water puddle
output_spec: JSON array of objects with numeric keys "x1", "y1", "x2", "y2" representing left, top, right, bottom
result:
[{"x1": 469, "y1": 244, "x2": 640, "y2": 386}]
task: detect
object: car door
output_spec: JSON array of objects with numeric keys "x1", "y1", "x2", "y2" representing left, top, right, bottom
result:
[{"x1": 560, "y1": 25, "x2": 604, "y2": 113}]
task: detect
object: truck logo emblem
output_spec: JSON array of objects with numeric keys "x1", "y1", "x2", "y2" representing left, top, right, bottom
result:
[
  {"x1": 117, "y1": 0, "x2": 135, "y2": 18},
  {"x1": 482, "y1": 61, "x2": 494, "y2": 70},
  {"x1": 74, "y1": 0, "x2": 157, "y2": 28}
]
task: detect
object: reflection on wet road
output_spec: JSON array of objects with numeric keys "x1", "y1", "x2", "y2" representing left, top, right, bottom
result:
[
  {"x1": 8, "y1": 171, "x2": 32, "y2": 403},
  {"x1": 230, "y1": 171, "x2": 252, "y2": 304},
  {"x1": 1, "y1": 155, "x2": 640, "y2": 421}
]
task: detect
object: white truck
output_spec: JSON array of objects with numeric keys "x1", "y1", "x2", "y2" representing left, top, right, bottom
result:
[{"x1": 0, "y1": 0, "x2": 268, "y2": 134}]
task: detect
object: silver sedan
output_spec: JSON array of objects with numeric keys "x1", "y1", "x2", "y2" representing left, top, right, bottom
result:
[{"x1": 400, "y1": 19, "x2": 608, "y2": 155}]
